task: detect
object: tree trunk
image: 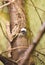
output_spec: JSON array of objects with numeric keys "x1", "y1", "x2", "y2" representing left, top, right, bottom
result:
[{"x1": 6, "y1": 0, "x2": 34, "y2": 65}]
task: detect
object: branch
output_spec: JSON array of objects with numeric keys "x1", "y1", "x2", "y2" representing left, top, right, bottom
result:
[
  {"x1": 0, "y1": 0, "x2": 14, "y2": 9},
  {"x1": 0, "y1": 54, "x2": 18, "y2": 65},
  {"x1": 18, "y1": 22, "x2": 45, "y2": 65}
]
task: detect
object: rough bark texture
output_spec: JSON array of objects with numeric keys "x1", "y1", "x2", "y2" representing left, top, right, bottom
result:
[
  {"x1": 8, "y1": 0, "x2": 26, "y2": 59},
  {"x1": 4, "y1": 0, "x2": 34, "y2": 65}
]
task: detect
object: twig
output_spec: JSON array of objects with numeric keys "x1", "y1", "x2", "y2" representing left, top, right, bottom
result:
[
  {"x1": 0, "y1": 22, "x2": 18, "y2": 42},
  {"x1": 0, "y1": 0, "x2": 14, "y2": 9},
  {"x1": 30, "y1": 0, "x2": 43, "y2": 24},
  {"x1": 35, "y1": 50, "x2": 45, "y2": 56},
  {"x1": 1, "y1": 46, "x2": 27, "y2": 54},
  {"x1": 34, "y1": 55, "x2": 45, "y2": 64},
  {"x1": 24, "y1": 0, "x2": 45, "y2": 12},
  {"x1": 0, "y1": 54, "x2": 18, "y2": 65},
  {"x1": 0, "y1": 23, "x2": 10, "y2": 42}
]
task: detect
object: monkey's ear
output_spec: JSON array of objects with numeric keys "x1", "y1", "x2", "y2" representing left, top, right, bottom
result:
[{"x1": 0, "y1": 54, "x2": 18, "y2": 65}]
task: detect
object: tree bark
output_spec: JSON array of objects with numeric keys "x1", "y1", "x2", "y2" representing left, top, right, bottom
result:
[{"x1": 6, "y1": 0, "x2": 34, "y2": 65}]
